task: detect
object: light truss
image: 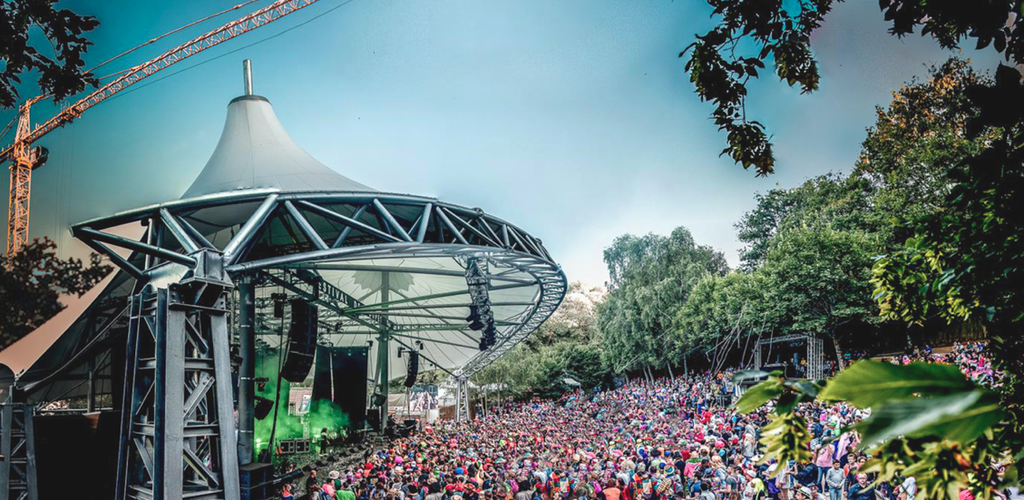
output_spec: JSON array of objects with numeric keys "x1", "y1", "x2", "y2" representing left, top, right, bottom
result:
[{"x1": 72, "y1": 189, "x2": 567, "y2": 380}]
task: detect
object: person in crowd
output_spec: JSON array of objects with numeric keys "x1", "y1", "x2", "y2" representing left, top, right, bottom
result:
[
  {"x1": 847, "y1": 474, "x2": 874, "y2": 500},
  {"x1": 823, "y1": 460, "x2": 844, "y2": 500}
]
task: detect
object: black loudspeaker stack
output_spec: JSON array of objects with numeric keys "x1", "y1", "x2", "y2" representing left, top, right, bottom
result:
[
  {"x1": 281, "y1": 299, "x2": 318, "y2": 383},
  {"x1": 403, "y1": 351, "x2": 419, "y2": 388},
  {"x1": 312, "y1": 344, "x2": 333, "y2": 402},
  {"x1": 331, "y1": 346, "x2": 369, "y2": 430},
  {"x1": 240, "y1": 463, "x2": 274, "y2": 500}
]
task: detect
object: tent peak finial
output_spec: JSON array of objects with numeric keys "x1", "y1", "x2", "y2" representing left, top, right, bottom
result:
[{"x1": 243, "y1": 59, "x2": 253, "y2": 96}]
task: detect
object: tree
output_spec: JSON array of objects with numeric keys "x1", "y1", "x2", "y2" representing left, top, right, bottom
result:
[
  {"x1": 735, "y1": 173, "x2": 874, "y2": 270},
  {"x1": 683, "y1": 0, "x2": 1023, "y2": 176},
  {"x1": 697, "y1": 10, "x2": 1024, "y2": 490},
  {"x1": 0, "y1": 0, "x2": 99, "y2": 108},
  {"x1": 758, "y1": 227, "x2": 880, "y2": 365},
  {"x1": 674, "y1": 271, "x2": 766, "y2": 358},
  {"x1": 855, "y1": 58, "x2": 990, "y2": 247},
  {"x1": 524, "y1": 281, "x2": 605, "y2": 350},
  {"x1": 0, "y1": 238, "x2": 110, "y2": 348},
  {"x1": 599, "y1": 227, "x2": 728, "y2": 373},
  {"x1": 871, "y1": 64, "x2": 1024, "y2": 425}
]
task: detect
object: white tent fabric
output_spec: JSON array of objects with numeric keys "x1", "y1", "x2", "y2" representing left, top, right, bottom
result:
[{"x1": 181, "y1": 95, "x2": 374, "y2": 199}]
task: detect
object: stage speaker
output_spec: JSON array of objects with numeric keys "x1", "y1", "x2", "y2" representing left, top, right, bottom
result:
[
  {"x1": 281, "y1": 299, "x2": 317, "y2": 383},
  {"x1": 312, "y1": 345, "x2": 333, "y2": 402},
  {"x1": 254, "y1": 396, "x2": 274, "y2": 420},
  {"x1": 332, "y1": 346, "x2": 369, "y2": 430},
  {"x1": 240, "y1": 462, "x2": 273, "y2": 500},
  {"x1": 403, "y1": 351, "x2": 419, "y2": 388}
]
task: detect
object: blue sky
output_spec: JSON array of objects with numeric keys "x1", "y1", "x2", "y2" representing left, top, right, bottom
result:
[{"x1": 1, "y1": 0, "x2": 1001, "y2": 286}]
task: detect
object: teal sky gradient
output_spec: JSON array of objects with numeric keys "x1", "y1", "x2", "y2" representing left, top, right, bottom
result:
[{"x1": 1, "y1": 0, "x2": 1001, "y2": 285}]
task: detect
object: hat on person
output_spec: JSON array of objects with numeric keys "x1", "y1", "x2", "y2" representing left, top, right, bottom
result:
[{"x1": 329, "y1": 471, "x2": 341, "y2": 480}]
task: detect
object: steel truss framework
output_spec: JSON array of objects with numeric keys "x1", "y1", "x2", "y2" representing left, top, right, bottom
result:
[
  {"x1": 71, "y1": 189, "x2": 566, "y2": 496},
  {"x1": 753, "y1": 333, "x2": 825, "y2": 380},
  {"x1": 73, "y1": 189, "x2": 567, "y2": 379},
  {"x1": 0, "y1": 404, "x2": 37, "y2": 500},
  {"x1": 115, "y1": 250, "x2": 240, "y2": 500}
]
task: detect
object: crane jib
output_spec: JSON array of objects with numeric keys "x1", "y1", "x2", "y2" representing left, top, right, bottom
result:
[
  {"x1": 1, "y1": 0, "x2": 328, "y2": 256},
  {"x1": 0, "y1": 0, "x2": 326, "y2": 161}
]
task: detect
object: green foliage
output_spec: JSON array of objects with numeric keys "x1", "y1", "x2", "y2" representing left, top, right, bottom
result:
[
  {"x1": 674, "y1": 271, "x2": 764, "y2": 353},
  {"x1": 735, "y1": 173, "x2": 875, "y2": 270},
  {"x1": 600, "y1": 227, "x2": 728, "y2": 372},
  {"x1": 759, "y1": 227, "x2": 879, "y2": 337},
  {"x1": 734, "y1": 373, "x2": 820, "y2": 472},
  {"x1": 872, "y1": 65, "x2": 1024, "y2": 329},
  {"x1": 817, "y1": 360, "x2": 972, "y2": 407},
  {"x1": 855, "y1": 59, "x2": 989, "y2": 247},
  {"x1": 733, "y1": 373, "x2": 782, "y2": 413},
  {"x1": 681, "y1": 0, "x2": 835, "y2": 175},
  {"x1": 738, "y1": 359, "x2": 1014, "y2": 499},
  {"x1": 685, "y1": 0, "x2": 1024, "y2": 177},
  {"x1": 0, "y1": 237, "x2": 110, "y2": 348},
  {"x1": 0, "y1": 0, "x2": 99, "y2": 108},
  {"x1": 855, "y1": 390, "x2": 1003, "y2": 446}
]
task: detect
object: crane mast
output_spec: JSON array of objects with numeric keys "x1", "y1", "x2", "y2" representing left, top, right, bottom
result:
[{"x1": 2, "y1": 0, "x2": 325, "y2": 256}]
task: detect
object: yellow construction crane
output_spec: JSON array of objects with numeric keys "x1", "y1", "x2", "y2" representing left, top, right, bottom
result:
[{"x1": 0, "y1": 0, "x2": 327, "y2": 257}]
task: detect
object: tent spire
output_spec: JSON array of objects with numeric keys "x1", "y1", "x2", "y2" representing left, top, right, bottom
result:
[{"x1": 243, "y1": 59, "x2": 253, "y2": 96}]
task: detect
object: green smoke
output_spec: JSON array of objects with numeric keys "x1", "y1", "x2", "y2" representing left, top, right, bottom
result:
[{"x1": 253, "y1": 351, "x2": 350, "y2": 455}]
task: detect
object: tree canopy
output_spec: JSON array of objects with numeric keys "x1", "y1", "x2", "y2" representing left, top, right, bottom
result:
[
  {"x1": 599, "y1": 227, "x2": 728, "y2": 373},
  {"x1": 0, "y1": 0, "x2": 99, "y2": 108},
  {"x1": 0, "y1": 238, "x2": 110, "y2": 348},
  {"x1": 679, "y1": 0, "x2": 1024, "y2": 493}
]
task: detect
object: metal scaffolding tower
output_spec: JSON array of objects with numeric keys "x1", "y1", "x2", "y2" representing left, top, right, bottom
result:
[
  {"x1": 0, "y1": 404, "x2": 37, "y2": 500},
  {"x1": 455, "y1": 378, "x2": 470, "y2": 423},
  {"x1": 752, "y1": 333, "x2": 825, "y2": 379},
  {"x1": 114, "y1": 250, "x2": 240, "y2": 500}
]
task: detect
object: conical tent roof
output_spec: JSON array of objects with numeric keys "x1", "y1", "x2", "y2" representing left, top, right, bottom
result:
[{"x1": 181, "y1": 94, "x2": 374, "y2": 199}]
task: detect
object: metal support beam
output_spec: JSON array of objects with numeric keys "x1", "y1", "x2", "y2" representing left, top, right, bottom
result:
[
  {"x1": 76, "y1": 226, "x2": 196, "y2": 267},
  {"x1": 223, "y1": 194, "x2": 278, "y2": 265},
  {"x1": 79, "y1": 237, "x2": 145, "y2": 281},
  {"x1": 297, "y1": 200, "x2": 402, "y2": 243},
  {"x1": 440, "y1": 207, "x2": 498, "y2": 247},
  {"x1": 415, "y1": 203, "x2": 432, "y2": 243},
  {"x1": 0, "y1": 404, "x2": 38, "y2": 500},
  {"x1": 332, "y1": 204, "x2": 368, "y2": 248},
  {"x1": 372, "y1": 199, "x2": 412, "y2": 242},
  {"x1": 390, "y1": 336, "x2": 457, "y2": 377},
  {"x1": 160, "y1": 208, "x2": 200, "y2": 254},
  {"x1": 236, "y1": 274, "x2": 256, "y2": 465},
  {"x1": 283, "y1": 200, "x2": 328, "y2": 250},
  {"x1": 376, "y1": 272, "x2": 390, "y2": 425},
  {"x1": 343, "y1": 282, "x2": 537, "y2": 314},
  {"x1": 435, "y1": 208, "x2": 468, "y2": 244},
  {"x1": 455, "y1": 378, "x2": 470, "y2": 423}
]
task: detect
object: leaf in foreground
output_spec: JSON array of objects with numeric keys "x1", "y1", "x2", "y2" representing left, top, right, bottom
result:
[
  {"x1": 855, "y1": 390, "x2": 1004, "y2": 448},
  {"x1": 818, "y1": 360, "x2": 974, "y2": 408}
]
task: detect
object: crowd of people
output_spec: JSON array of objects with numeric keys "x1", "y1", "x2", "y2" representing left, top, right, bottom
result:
[{"x1": 284, "y1": 342, "x2": 1007, "y2": 500}]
